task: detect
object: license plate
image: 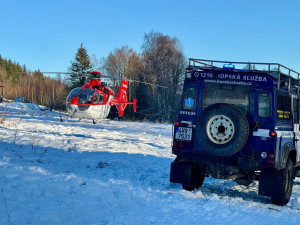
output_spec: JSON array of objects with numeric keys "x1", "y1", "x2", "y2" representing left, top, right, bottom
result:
[{"x1": 175, "y1": 127, "x2": 192, "y2": 141}]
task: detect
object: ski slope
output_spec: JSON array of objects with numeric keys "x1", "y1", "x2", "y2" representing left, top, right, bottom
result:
[{"x1": 0, "y1": 102, "x2": 300, "y2": 225}]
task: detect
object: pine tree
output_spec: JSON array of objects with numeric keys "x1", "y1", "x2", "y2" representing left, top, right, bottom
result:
[{"x1": 69, "y1": 43, "x2": 92, "y2": 88}]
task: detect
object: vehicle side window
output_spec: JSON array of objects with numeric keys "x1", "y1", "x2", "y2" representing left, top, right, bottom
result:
[
  {"x1": 258, "y1": 92, "x2": 271, "y2": 118},
  {"x1": 183, "y1": 86, "x2": 197, "y2": 110},
  {"x1": 276, "y1": 94, "x2": 291, "y2": 121},
  {"x1": 293, "y1": 98, "x2": 299, "y2": 124}
]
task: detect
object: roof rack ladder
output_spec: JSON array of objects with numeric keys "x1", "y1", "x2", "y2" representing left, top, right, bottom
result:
[
  {"x1": 277, "y1": 65, "x2": 281, "y2": 89},
  {"x1": 288, "y1": 70, "x2": 291, "y2": 91},
  {"x1": 297, "y1": 73, "x2": 300, "y2": 94}
]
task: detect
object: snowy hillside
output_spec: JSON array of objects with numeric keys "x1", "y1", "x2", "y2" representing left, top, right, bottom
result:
[{"x1": 0, "y1": 102, "x2": 300, "y2": 225}]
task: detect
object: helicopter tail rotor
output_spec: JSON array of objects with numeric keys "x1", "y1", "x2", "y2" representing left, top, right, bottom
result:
[{"x1": 133, "y1": 99, "x2": 137, "y2": 112}]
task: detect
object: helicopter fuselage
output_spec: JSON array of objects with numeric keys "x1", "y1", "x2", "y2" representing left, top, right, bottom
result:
[
  {"x1": 66, "y1": 85, "x2": 114, "y2": 119},
  {"x1": 66, "y1": 95, "x2": 113, "y2": 119},
  {"x1": 65, "y1": 72, "x2": 136, "y2": 120}
]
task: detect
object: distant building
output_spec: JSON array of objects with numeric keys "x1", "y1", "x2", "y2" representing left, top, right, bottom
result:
[{"x1": 15, "y1": 96, "x2": 25, "y2": 103}]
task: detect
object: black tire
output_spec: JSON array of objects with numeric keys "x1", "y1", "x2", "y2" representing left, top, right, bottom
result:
[
  {"x1": 235, "y1": 178, "x2": 253, "y2": 186},
  {"x1": 271, "y1": 158, "x2": 294, "y2": 206},
  {"x1": 182, "y1": 166, "x2": 205, "y2": 191},
  {"x1": 196, "y1": 103, "x2": 249, "y2": 157}
]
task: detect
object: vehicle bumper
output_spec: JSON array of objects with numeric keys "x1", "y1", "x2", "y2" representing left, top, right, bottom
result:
[{"x1": 172, "y1": 151, "x2": 274, "y2": 179}]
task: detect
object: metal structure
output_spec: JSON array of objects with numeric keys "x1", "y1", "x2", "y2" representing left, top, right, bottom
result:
[
  {"x1": 0, "y1": 85, "x2": 4, "y2": 95},
  {"x1": 0, "y1": 85, "x2": 4, "y2": 102}
]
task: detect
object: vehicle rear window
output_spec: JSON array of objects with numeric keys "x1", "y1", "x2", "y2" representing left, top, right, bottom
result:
[
  {"x1": 202, "y1": 83, "x2": 250, "y2": 114},
  {"x1": 183, "y1": 86, "x2": 197, "y2": 110}
]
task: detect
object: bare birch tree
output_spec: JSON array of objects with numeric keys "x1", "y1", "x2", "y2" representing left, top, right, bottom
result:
[{"x1": 141, "y1": 31, "x2": 186, "y2": 122}]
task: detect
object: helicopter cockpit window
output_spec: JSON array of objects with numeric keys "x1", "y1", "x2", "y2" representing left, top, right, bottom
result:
[
  {"x1": 66, "y1": 88, "x2": 81, "y2": 103},
  {"x1": 99, "y1": 94, "x2": 104, "y2": 103},
  {"x1": 92, "y1": 93, "x2": 104, "y2": 104},
  {"x1": 77, "y1": 89, "x2": 96, "y2": 104},
  {"x1": 93, "y1": 92, "x2": 100, "y2": 104}
]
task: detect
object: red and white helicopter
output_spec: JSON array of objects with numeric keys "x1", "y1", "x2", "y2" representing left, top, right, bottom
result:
[
  {"x1": 65, "y1": 71, "x2": 137, "y2": 121},
  {"x1": 37, "y1": 70, "x2": 165, "y2": 123}
]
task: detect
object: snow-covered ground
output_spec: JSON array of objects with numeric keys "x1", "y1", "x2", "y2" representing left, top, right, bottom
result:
[{"x1": 0, "y1": 102, "x2": 299, "y2": 225}]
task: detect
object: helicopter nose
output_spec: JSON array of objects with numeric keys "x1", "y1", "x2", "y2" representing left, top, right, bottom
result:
[
  {"x1": 66, "y1": 104, "x2": 77, "y2": 114},
  {"x1": 66, "y1": 104, "x2": 72, "y2": 110}
]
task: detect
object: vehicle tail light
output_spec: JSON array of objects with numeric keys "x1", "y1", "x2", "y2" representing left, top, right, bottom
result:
[
  {"x1": 175, "y1": 121, "x2": 180, "y2": 127},
  {"x1": 173, "y1": 142, "x2": 178, "y2": 147},
  {"x1": 270, "y1": 131, "x2": 276, "y2": 137},
  {"x1": 179, "y1": 142, "x2": 185, "y2": 148}
]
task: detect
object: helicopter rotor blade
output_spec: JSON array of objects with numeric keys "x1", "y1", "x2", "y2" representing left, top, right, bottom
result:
[
  {"x1": 23, "y1": 71, "x2": 167, "y2": 88},
  {"x1": 98, "y1": 74, "x2": 167, "y2": 88},
  {"x1": 124, "y1": 78, "x2": 167, "y2": 89},
  {"x1": 63, "y1": 73, "x2": 167, "y2": 88}
]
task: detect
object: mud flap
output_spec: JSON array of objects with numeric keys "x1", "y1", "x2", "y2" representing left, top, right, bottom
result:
[
  {"x1": 258, "y1": 169, "x2": 282, "y2": 199},
  {"x1": 170, "y1": 161, "x2": 192, "y2": 185}
]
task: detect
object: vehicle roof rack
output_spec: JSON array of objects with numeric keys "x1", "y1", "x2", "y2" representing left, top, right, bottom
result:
[{"x1": 188, "y1": 58, "x2": 300, "y2": 93}]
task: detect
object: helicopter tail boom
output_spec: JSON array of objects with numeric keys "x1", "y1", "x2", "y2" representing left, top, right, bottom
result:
[{"x1": 112, "y1": 80, "x2": 137, "y2": 117}]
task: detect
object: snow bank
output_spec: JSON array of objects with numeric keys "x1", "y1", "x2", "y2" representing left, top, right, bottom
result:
[
  {"x1": 291, "y1": 197, "x2": 300, "y2": 209},
  {"x1": 0, "y1": 102, "x2": 63, "y2": 117}
]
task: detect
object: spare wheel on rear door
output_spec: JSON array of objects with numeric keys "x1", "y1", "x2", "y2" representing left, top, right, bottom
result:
[{"x1": 196, "y1": 103, "x2": 249, "y2": 157}]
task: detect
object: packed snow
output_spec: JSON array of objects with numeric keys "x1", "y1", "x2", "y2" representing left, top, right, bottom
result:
[{"x1": 0, "y1": 102, "x2": 299, "y2": 225}]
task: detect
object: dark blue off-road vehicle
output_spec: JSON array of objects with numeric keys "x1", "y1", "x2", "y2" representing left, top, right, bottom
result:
[{"x1": 170, "y1": 59, "x2": 300, "y2": 205}]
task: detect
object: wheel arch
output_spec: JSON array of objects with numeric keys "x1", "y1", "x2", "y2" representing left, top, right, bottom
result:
[
  {"x1": 276, "y1": 142, "x2": 296, "y2": 170},
  {"x1": 289, "y1": 149, "x2": 297, "y2": 166}
]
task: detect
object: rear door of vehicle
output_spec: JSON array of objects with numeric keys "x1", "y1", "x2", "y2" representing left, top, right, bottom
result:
[
  {"x1": 252, "y1": 89, "x2": 275, "y2": 157},
  {"x1": 174, "y1": 81, "x2": 200, "y2": 152}
]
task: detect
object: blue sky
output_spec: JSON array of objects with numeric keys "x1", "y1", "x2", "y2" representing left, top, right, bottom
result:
[{"x1": 1, "y1": 0, "x2": 300, "y2": 76}]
